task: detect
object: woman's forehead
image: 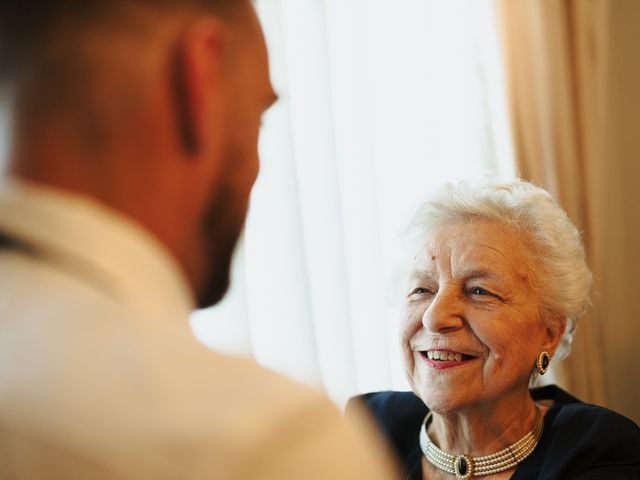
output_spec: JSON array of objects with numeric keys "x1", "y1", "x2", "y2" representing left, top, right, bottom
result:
[{"x1": 412, "y1": 220, "x2": 531, "y2": 280}]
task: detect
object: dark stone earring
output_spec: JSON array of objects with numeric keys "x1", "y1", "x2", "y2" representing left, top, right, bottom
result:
[{"x1": 536, "y1": 351, "x2": 550, "y2": 375}]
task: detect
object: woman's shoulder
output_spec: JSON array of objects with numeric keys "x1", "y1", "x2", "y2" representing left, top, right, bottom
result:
[
  {"x1": 521, "y1": 385, "x2": 640, "y2": 479},
  {"x1": 533, "y1": 384, "x2": 639, "y2": 437},
  {"x1": 552, "y1": 398, "x2": 639, "y2": 434}
]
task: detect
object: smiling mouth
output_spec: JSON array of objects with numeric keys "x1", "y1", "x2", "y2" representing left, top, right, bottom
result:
[{"x1": 420, "y1": 350, "x2": 476, "y2": 362}]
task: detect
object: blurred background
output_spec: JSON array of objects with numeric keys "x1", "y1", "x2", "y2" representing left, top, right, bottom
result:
[
  {"x1": 192, "y1": 0, "x2": 516, "y2": 405},
  {"x1": 165, "y1": 0, "x2": 634, "y2": 423}
]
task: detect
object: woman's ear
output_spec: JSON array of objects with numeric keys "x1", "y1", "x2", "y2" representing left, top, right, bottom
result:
[
  {"x1": 171, "y1": 18, "x2": 227, "y2": 156},
  {"x1": 542, "y1": 315, "x2": 567, "y2": 357}
]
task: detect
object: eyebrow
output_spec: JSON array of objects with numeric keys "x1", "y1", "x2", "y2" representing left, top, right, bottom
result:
[
  {"x1": 464, "y1": 269, "x2": 503, "y2": 281},
  {"x1": 409, "y1": 270, "x2": 437, "y2": 282},
  {"x1": 410, "y1": 269, "x2": 503, "y2": 282}
]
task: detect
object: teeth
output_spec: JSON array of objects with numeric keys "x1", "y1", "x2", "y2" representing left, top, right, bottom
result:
[{"x1": 426, "y1": 351, "x2": 465, "y2": 362}]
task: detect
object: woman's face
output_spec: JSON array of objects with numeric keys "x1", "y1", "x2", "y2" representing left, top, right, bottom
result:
[{"x1": 401, "y1": 219, "x2": 560, "y2": 414}]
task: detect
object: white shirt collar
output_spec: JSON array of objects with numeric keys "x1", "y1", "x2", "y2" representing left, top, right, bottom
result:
[{"x1": 0, "y1": 179, "x2": 195, "y2": 324}]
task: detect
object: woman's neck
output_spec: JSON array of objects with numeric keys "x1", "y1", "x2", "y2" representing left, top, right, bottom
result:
[{"x1": 428, "y1": 389, "x2": 540, "y2": 457}]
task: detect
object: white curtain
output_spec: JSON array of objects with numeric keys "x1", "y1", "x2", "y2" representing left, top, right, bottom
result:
[{"x1": 191, "y1": 0, "x2": 515, "y2": 407}]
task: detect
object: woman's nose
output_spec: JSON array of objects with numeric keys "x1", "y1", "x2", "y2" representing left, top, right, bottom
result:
[{"x1": 422, "y1": 287, "x2": 465, "y2": 333}]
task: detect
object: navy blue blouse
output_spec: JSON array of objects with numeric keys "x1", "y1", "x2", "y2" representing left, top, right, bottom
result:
[{"x1": 348, "y1": 385, "x2": 640, "y2": 479}]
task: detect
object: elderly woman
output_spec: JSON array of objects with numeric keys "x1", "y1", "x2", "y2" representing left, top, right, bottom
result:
[{"x1": 351, "y1": 180, "x2": 640, "y2": 479}]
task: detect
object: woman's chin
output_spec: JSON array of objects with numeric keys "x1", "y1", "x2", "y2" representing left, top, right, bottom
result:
[
  {"x1": 417, "y1": 388, "x2": 472, "y2": 415},
  {"x1": 430, "y1": 403, "x2": 465, "y2": 416},
  {"x1": 412, "y1": 367, "x2": 481, "y2": 407}
]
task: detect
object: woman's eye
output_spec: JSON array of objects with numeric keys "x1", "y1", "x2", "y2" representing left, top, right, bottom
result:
[
  {"x1": 409, "y1": 287, "x2": 431, "y2": 297},
  {"x1": 470, "y1": 286, "x2": 490, "y2": 296}
]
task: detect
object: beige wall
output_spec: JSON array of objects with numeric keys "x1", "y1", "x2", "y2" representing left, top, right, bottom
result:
[
  {"x1": 498, "y1": 0, "x2": 640, "y2": 424},
  {"x1": 593, "y1": 1, "x2": 640, "y2": 424}
]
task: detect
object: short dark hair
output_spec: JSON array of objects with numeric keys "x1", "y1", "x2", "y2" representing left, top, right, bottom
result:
[{"x1": 0, "y1": 0, "x2": 242, "y2": 83}]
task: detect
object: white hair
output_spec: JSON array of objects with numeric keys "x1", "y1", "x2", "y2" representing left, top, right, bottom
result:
[{"x1": 409, "y1": 178, "x2": 592, "y2": 361}]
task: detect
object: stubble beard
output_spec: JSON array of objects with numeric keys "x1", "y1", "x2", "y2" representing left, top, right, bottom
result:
[{"x1": 196, "y1": 171, "x2": 250, "y2": 309}]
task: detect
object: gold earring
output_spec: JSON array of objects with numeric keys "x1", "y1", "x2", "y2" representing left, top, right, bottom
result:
[{"x1": 536, "y1": 351, "x2": 550, "y2": 375}]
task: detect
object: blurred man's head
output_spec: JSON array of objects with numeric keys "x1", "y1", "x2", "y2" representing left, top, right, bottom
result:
[{"x1": 0, "y1": 0, "x2": 276, "y2": 308}]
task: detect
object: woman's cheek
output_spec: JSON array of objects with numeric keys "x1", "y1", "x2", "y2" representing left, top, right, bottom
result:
[{"x1": 402, "y1": 303, "x2": 423, "y2": 331}]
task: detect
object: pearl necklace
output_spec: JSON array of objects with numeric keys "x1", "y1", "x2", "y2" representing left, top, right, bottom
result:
[{"x1": 419, "y1": 409, "x2": 544, "y2": 479}]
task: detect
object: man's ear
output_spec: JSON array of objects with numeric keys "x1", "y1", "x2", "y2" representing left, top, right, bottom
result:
[
  {"x1": 542, "y1": 315, "x2": 567, "y2": 357},
  {"x1": 172, "y1": 18, "x2": 227, "y2": 155}
]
